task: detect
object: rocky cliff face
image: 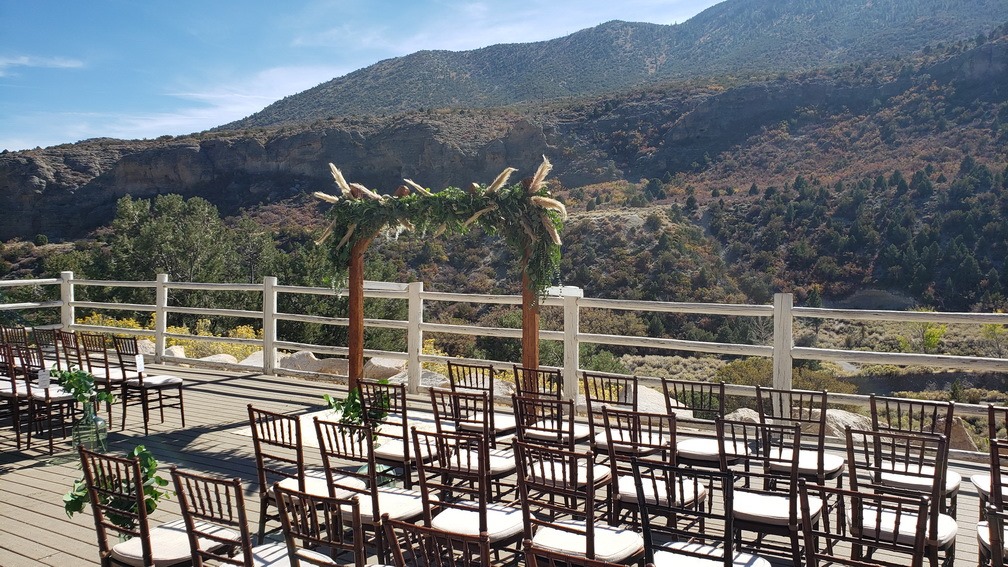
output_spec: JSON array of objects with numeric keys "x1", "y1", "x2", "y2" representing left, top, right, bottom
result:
[{"x1": 1, "y1": 39, "x2": 1003, "y2": 242}]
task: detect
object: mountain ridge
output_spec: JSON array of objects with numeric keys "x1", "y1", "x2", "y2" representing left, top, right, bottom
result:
[{"x1": 224, "y1": 0, "x2": 1007, "y2": 130}]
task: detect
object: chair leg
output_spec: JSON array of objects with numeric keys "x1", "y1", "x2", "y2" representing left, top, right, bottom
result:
[
  {"x1": 141, "y1": 389, "x2": 150, "y2": 436},
  {"x1": 158, "y1": 389, "x2": 165, "y2": 423},
  {"x1": 178, "y1": 385, "x2": 185, "y2": 427},
  {"x1": 257, "y1": 494, "x2": 269, "y2": 545}
]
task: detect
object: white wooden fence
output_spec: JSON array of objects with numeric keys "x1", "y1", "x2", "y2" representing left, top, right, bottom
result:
[{"x1": 3, "y1": 271, "x2": 1008, "y2": 411}]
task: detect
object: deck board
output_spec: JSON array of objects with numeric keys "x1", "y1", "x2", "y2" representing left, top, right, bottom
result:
[{"x1": 0, "y1": 364, "x2": 987, "y2": 565}]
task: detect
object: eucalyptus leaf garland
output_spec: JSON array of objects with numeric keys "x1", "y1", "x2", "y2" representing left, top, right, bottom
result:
[{"x1": 314, "y1": 156, "x2": 565, "y2": 301}]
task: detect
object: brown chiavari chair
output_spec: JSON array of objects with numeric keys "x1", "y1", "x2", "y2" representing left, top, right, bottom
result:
[
  {"x1": 358, "y1": 378, "x2": 435, "y2": 489},
  {"x1": 79, "y1": 332, "x2": 124, "y2": 423},
  {"x1": 661, "y1": 378, "x2": 727, "y2": 469},
  {"x1": 870, "y1": 394, "x2": 959, "y2": 517},
  {"x1": 171, "y1": 467, "x2": 289, "y2": 566},
  {"x1": 273, "y1": 483, "x2": 367, "y2": 567},
  {"x1": 979, "y1": 438, "x2": 1008, "y2": 566},
  {"x1": 974, "y1": 404, "x2": 1008, "y2": 521},
  {"x1": 513, "y1": 438, "x2": 644, "y2": 564},
  {"x1": 80, "y1": 446, "x2": 199, "y2": 567},
  {"x1": 513, "y1": 364, "x2": 563, "y2": 399},
  {"x1": 383, "y1": 514, "x2": 492, "y2": 566},
  {"x1": 32, "y1": 327, "x2": 62, "y2": 371},
  {"x1": 0, "y1": 342, "x2": 30, "y2": 449},
  {"x1": 447, "y1": 360, "x2": 517, "y2": 437},
  {"x1": 512, "y1": 393, "x2": 592, "y2": 450},
  {"x1": 57, "y1": 329, "x2": 85, "y2": 370},
  {"x1": 718, "y1": 419, "x2": 810, "y2": 565},
  {"x1": 17, "y1": 343, "x2": 75, "y2": 454},
  {"x1": 114, "y1": 335, "x2": 184, "y2": 435},
  {"x1": 582, "y1": 372, "x2": 637, "y2": 459},
  {"x1": 314, "y1": 417, "x2": 425, "y2": 562},
  {"x1": 601, "y1": 406, "x2": 676, "y2": 525},
  {"x1": 846, "y1": 427, "x2": 955, "y2": 567},
  {"x1": 429, "y1": 387, "x2": 516, "y2": 496},
  {"x1": 799, "y1": 479, "x2": 929, "y2": 567},
  {"x1": 247, "y1": 405, "x2": 336, "y2": 544},
  {"x1": 632, "y1": 458, "x2": 770, "y2": 567},
  {"x1": 412, "y1": 427, "x2": 524, "y2": 559}
]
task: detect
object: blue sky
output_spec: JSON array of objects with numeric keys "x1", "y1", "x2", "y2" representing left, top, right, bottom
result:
[{"x1": 0, "y1": 0, "x2": 721, "y2": 152}]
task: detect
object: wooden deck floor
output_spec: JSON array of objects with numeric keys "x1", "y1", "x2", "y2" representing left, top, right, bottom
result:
[{"x1": 0, "y1": 365, "x2": 988, "y2": 566}]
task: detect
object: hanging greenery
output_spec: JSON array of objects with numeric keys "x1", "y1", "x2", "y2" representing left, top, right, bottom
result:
[{"x1": 314, "y1": 156, "x2": 565, "y2": 301}]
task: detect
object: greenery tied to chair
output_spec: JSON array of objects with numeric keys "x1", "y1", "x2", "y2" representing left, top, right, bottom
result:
[
  {"x1": 323, "y1": 379, "x2": 390, "y2": 440},
  {"x1": 63, "y1": 445, "x2": 172, "y2": 531},
  {"x1": 52, "y1": 366, "x2": 117, "y2": 406}
]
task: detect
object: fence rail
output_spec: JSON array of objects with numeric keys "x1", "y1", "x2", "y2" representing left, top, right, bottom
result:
[{"x1": 1, "y1": 272, "x2": 1006, "y2": 412}]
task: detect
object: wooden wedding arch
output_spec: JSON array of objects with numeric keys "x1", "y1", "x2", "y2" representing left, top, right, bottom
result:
[{"x1": 313, "y1": 157, "x2": 565, "y2": 390}]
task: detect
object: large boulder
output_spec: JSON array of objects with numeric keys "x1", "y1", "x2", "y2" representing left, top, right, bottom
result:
[
  {"x1": 164, "y1": 345, "x2": 186, "y2": 359},
  {"x1": 724, "y1": 407, "x2": 759, "y2": 423},
  {"x1": 946, "y1": 416, "x2": 979, "y2": 452},
  {"x1": 316, "y1": 357, "x2": 349, "y2": 376},
  {"x1": 239, "y1": 350, "x2": 263, "y2": 367},
  {"x1": 137, "y1": 339, "x2": 156, "y2": 356},
  {"x1": 279, "y1": 350, "x2": 320, "y2": 371},
  {"x1": 364, "y1": 357, "x2": 407, "y2": 380},
  {"x1": 821, "y1": 409, "x2": 873, "y2": 439},
  {"x1": 199, "y1": 353, "x2": 238, "y2": 365},
  {"x1": 387, "y1": 369, "x2": 449, "y2": 389},
  {"x1": 278, "y1": 350, "x2": 349, "y2": 376}
]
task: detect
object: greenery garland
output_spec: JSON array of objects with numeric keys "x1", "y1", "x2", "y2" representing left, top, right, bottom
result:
[{"x1": 314, "y1": 157, "x2": 565, "y2": 301}]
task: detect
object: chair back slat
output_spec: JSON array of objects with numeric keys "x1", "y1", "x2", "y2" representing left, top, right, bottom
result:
[
  {"x1": 171, "y1": 467, "x2": 253, "y2": 566},
  {"x1": 247, "y1": 405, "x2": 306, "y2": 493},
  {"x1": 513, "y1": 365, "x2": 562, "y2": 399},
  {"x1": 870, "y1": 394, "x2": 954, "y2": 438},
  {"x1": 57, "y1": 330, "x2": 85, "y2": 370},
  {"x1": 512, "y1": 394, "x2": 578, "y2": 450},
  {"x1": 79, "y1": 446, "x2": 153, "y2": 565},
  {"x1": 383, "y1": 514, "x2": 492, "y2": 566},
  {"x1": 799, "y1": 479, "x2": 928, "y2": 567},
  {"x1": 633, "y1": 458, "x2": 736, "y2": 566},
  {"x1": 661, "y1": 378, "x2": 725, "y2": 422},
  {"x1": 32, "y1": 328, "x2": 62, "y2": 371},
  {"x1": 274, "y1": 484, "x2": 365, "y2": 567},
  {"x1": 447, "y1": 360, "x2": 495, "y2": 394}
]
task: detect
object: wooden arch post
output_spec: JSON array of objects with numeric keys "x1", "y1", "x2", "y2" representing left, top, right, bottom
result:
[
  {"x1": 347, "y1": 236, "x2": 372, "y2": 392},
  {"x1": 521, "y1": 250, "x2": 540, "y2": 370}
]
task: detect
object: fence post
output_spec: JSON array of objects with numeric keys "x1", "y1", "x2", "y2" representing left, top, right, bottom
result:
[
  {"x1": 407, "y1": 281, "x2": 424, "y2": 394},
  {"x1": 60, "y1": 271, "x2": 74, "y2": 329},
  {"x1": 154, "y1": 274, "x2": 168, "y2": 364},
  {"x1": 563, "y1": 286, "x2": 583, "y2": 401},
  {"x1": 772, "y1": 292, "x2": 794, "y2": 390},
  {"x1": 262, "y1": 276, "x2": 278, "y2": 375}
]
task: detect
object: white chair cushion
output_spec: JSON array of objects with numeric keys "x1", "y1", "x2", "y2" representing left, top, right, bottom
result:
[
  {"x1": 862, "y1": 505, "x2": 956, "y2": 547},
  {"x1": 616, "y1": 474, "x2": 706, "y2": 506},
  {"x1": 523, "y1": 420, "x2": 592, "y2": 442},
  {"x1": 431, "y1": 503, "x2": 524, "y2": 542},
  {"x1": 653, "y1": 542, "x2": 772, "y2": 566},
  {"x1": 459, "y1": 411, "x2": 517, "y2": 434},
  {"x1": 677, "y1": 437, "x2": 746, "y2": 462},
  {"x1": 374, "y1": 435, "x2": 437, "y2": 463},
  {"x1": 29, "y1": 384, "x2": 75, "y2": 402},
  {"x1": 127, "y1": 374, "x2": 183, "y2": 388},
  {"x1": 111, "y1": 519, "x2": 235, "y2": 567},
  {"x1": 768, "y1": 449, "x2": 845, "y2": 477},
  {"x1": 277, "y1": 468, "x2": 366, "y2": 499},
  {"x1": 972, "y1": 473, "x2": 991, "y2": 499},
  {"x1": 248, "y1": 542, "x2": 292, "y2": 567},
  {"x1": 481, "y1": 448, "x2": 518, "y2": 475},
  {"x1": 733, "y1": 491, "x2": 821, "y2": 525},
  {"x1": 529, "y1": 461, "x2": 611, "y2": 487},
  {"x1": 531, "y1": 519, "x2": 644, "y2": 563},
  {"x1": 880, "y1": 462, "x2": 961, "y2": 493},
  {"x1": 365, "y1": 487, "x2": 426, "y2": 523}
]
